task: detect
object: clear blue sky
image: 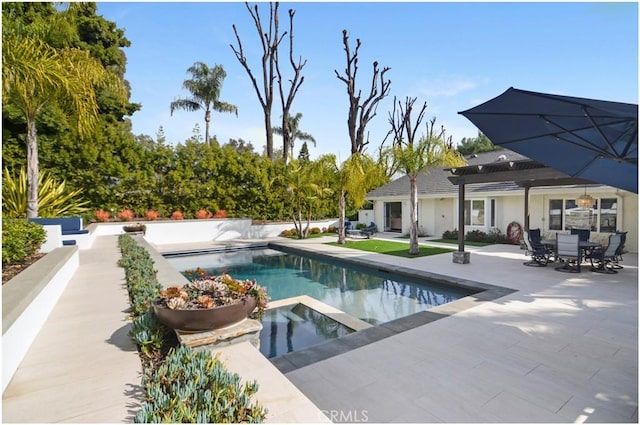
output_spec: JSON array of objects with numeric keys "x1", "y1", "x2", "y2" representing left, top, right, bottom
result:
[{"x1": 97, "y1": 2, "x2": 638, "y2": 161}]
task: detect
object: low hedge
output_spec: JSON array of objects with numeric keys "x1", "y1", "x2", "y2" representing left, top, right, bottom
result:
[{"x1": 442, "y1": 228, "x2": 511, "y2": 244}]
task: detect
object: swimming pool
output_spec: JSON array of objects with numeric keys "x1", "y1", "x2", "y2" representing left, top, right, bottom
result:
[{"x1": 165, "y1": 247, "x2": 475, "y2": 325}]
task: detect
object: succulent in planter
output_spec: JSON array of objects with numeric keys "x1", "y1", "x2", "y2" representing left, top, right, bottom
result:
[
  {"x1": 153, "y1": 272, "x2": 269, "y2": 332},
  {"x1": 123, "y1": 222, "x2": 147, "y2": 234}
]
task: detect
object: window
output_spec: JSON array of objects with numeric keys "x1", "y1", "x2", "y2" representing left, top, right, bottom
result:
[
  {"x1": 464, "y1": 200, "x2": 485, "y2": 226},
  {"x1": 549, "y1": 198, "x2": 616, "y2": 232},
  {"x1": 599, "y1": 198, "x2": 617, "y2": 233},
  {"x1": 549, "y1": 200, "x2": 563, "y2": 230},
  {"x1": 490, "y1": 199, "x2": 496, "y2": 227}
]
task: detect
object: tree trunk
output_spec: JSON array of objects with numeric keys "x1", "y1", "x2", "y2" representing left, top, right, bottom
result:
[
  {"x1": 337, "y1": 189, "x2": 347, "y2": 244},
  {"x1": 409, "y1": 174, "x2": 419, "y2": 255},
  {"x1": 265, "y1": 110, "x2": 273, "y2": 159},
  {"x1": 26, "y1": 118, "x2": 39, "y2": 218},
  {"x1": 204, "y1": 109, "x2": 211, "y2": 146},
  {"x1": 304, "y1": 204, "x2": 313, "y2": 238}
]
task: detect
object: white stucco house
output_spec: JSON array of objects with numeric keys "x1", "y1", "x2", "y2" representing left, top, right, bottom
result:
[{"x1": 366, "y1": 149, "x2": 638, "y2": 253}]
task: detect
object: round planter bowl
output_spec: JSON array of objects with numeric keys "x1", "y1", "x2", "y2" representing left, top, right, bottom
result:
[{"x1": 153, "y1": 296, "x2": 257, "y2": 333}]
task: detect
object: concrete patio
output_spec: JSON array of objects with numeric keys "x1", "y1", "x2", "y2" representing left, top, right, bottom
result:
[{"x1": 2, "y1": 232, "x2": 637, "y2": 423}]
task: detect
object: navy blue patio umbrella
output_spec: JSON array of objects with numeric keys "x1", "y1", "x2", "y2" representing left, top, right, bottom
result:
[{"x1": 459, "y1": 87, "x2": 638, "y2": 193}]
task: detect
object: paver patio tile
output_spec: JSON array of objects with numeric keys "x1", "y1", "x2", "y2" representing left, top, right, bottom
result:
[
  {"x1": 413, "y1": 391, "x2": 505, "y2": 423},
  {"x1": 481, "y1": 391, "x2": 564, "y2": 422}
]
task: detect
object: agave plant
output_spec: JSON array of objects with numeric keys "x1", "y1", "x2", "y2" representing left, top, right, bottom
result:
[{"x1": 2, "y1": 167, "x2": 90, "y2": 218}]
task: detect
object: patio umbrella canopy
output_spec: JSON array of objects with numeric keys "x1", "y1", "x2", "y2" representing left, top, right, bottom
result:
[{"x1": 459, "y1": 87, "x2": 638, "y2": 193}]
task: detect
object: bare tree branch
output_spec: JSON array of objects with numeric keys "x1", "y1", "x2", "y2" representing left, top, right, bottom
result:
[
  {"x1": 335, "y1": 30, "x2": 391, "y2": 154},
  {"x1": 230, "y1": 2, "x2": 278, "y2": 159},
  {"x1": 275, "y1": 7, "x2": 307, "y2": 162},
  {"x1": 387, "y1": 96, "x2": 427, "y2": 147}
]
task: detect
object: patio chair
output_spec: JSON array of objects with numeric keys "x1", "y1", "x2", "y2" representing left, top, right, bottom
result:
[
  {"x1": 528, "y1": 228, "x2": 542, "y2": 245},
  {"x1": 555, "y1": 234, "x2": 581, "y2": 273},
  {"x1": 361, "y1": 222, "x2": 378, "y2": 237},
  {"x1": 613, "y1": 231, "x2": 627, "y2": 269},
  {"x1": 570, "y1": 228, "x2": 591, "y2": 242},
  {"x1": 522, "y1": 230, "x2": 551, "y2": 267},
  {"x1": 585, "y1": 233, "x2": 623, "y2": 274}
]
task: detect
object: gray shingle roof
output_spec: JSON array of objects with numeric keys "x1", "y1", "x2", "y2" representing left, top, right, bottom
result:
[{"x1": 367, "y1": 149, "x2": 530, "y2": 198}]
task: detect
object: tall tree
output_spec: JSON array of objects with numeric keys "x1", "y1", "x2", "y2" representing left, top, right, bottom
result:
[
  {"x1": 2, "y1": 3, "x2": 140, "y2": 212},
  {"x1": 231, "y1": 2, "x2": 306, "y2": 162},
  {"x1": 386, "y1": 97, "x2": 466, "y2": 254},
  {"x1": 170, "y1": 62, "x2": 238, "y2": 147},
  {"x1": 298, "y1": 141, "x2": 310, "y2": 162},
  {"x1": 335, "y1": 29, "x2": 391, "y2": 155},
  {"x1": 2, "y1": 4, "x2": 125, "y2": 217},
  {"x1": 273, "y1": 112, "x2": 315, "y2": 158}
]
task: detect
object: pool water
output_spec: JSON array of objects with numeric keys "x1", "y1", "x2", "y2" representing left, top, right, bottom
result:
[
  {"x1": 259, "y1": 303, "x2": 354, "y2": 358},
  {"x1": 166, "y1": 247, "x2": 473, "y2": 325}
]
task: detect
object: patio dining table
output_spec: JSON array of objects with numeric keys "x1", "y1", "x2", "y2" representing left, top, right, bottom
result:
[{"x1": 541, "y1": 239, "x2": 602, "y2": 262}]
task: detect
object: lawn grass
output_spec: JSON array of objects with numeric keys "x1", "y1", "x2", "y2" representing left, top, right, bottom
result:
[{"x1": 327, "y1": 239, "x2": 455, "y2": 258}]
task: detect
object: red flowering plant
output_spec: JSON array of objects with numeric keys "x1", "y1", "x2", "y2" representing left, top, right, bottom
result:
[
  {"x1": 194, "y1": 209, "x2": 212, "y2": 219},
  {"x1": 144, "y1": 210, "x2": 159, "y2": 221},
  {"x1": 170, "y1": 211, "x2": 184, "y2": 220},
  {"x1": 94, "y1": 209, "x2": 110, "y2": 222},
  {"x1": 117, "y1": 209, "x2": 135, "y2": 221},
  {"x1": 155, "y1": 269, "x2": 269, "y2": 319}
]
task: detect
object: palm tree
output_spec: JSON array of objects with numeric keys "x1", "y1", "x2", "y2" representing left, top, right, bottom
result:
[
  {"x1": 170, "y1": 62, "x2": 238, "y2": 146},
  {"x1": 2, "y1": 10, "x2": 124, "y2": 218},
  {"x1": 335, "y1": 153, "x2": 386, "y2": 244},
  {"x1": 391, "y1": 121, "x2": 466, "y2": 255},
  {"x1": 273, "y1": 112, "x2": 316, "y2": 159}
]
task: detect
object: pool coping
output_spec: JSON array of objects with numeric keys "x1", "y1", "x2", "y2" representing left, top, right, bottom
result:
[{"x1": 267, "y1": 241, "x2": 517, "y2": 373}]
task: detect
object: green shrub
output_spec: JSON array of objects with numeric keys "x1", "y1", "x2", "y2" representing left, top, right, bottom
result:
[
  {"x1": 2, "y1": 219, "x2": 46, "y2": 265},
  {"x1": 118, "y1": 234, "x2": 162, "y2": 316},
  {"x1": 130, "y1": 311, "x2": 165, "y2": 358},
  {"x1": 465, "y1": 229, "x2": 487, "y2": 242},
  {"x1": 442, "y1": 229, "x2": 458, "y2": 240},
  {"x1": 134, "y1": 346, "x2": 267, "y2": 423},
  {"x1": 2, "y1": 167, "x2": 90, "y2": 218},
  {"x1": 485, "y1": 228, "x2": 509, "y2": 244},
  {"x1": 355, "y1": 223, "x2": 367, "y2": 230}
]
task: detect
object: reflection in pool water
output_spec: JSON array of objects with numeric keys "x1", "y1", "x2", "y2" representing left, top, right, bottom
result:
[
  {"x1": 260, "y1": 303, "x2": 354, "y2": 358},
  {"x1": 167, "y1": 247, "x2": 473, "y2": 326}
]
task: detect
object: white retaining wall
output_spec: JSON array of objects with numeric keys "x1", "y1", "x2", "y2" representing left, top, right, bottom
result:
[
  {"x1": 2, "y1": 247, "x2": 79, "y2": 393},
  {"x1": 88, "y1": 218, "x2": 339, "y2": 245}
]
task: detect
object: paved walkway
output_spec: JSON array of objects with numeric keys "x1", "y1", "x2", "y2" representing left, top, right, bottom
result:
[
  {"x1": 2, "y1": 235, "x2": 142, "y2": 422},
  {"x1": 3, "y1": 233, "x2": 638, "y2": 423}
]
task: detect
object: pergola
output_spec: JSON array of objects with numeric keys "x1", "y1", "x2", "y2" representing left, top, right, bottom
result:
[{"x1": 446, "y1": 159, "x2": 595, "y2": 263}]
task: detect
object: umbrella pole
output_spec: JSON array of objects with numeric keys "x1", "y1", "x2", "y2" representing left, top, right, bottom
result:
[{"x1": 524, "y1": 185, "x2": 530, "y2": 232}]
